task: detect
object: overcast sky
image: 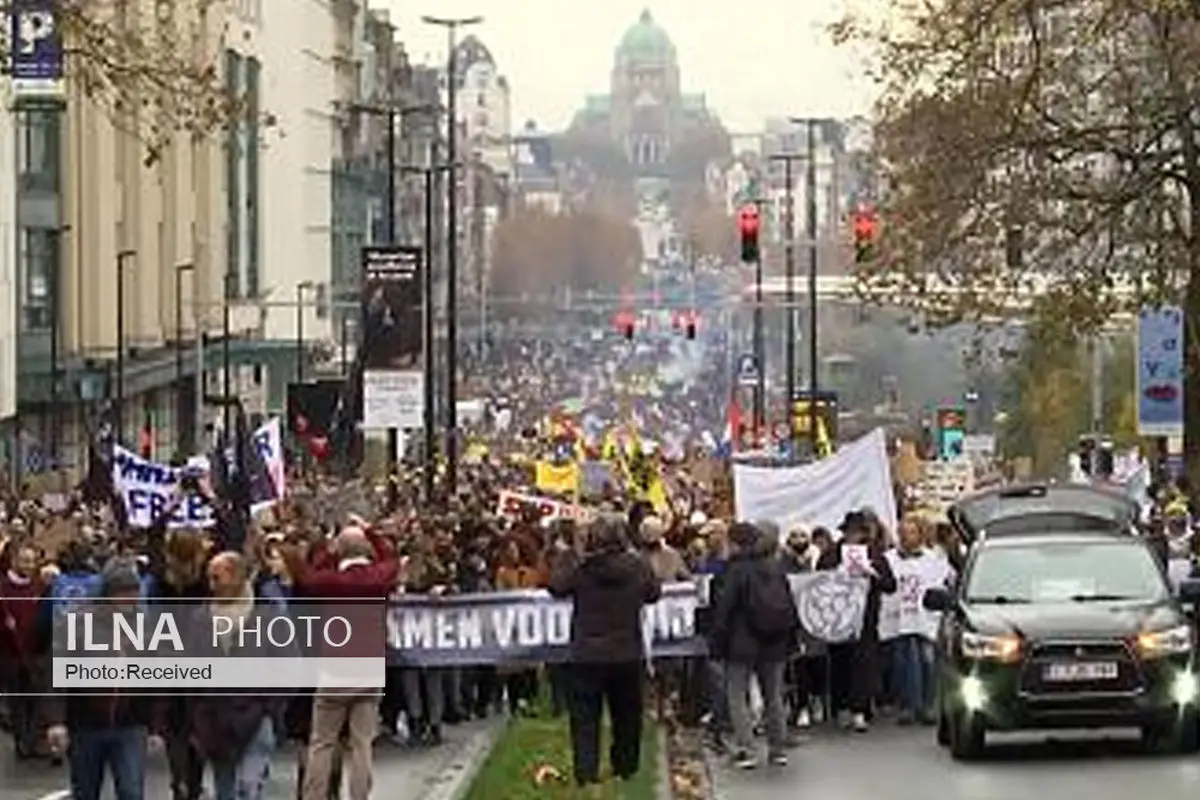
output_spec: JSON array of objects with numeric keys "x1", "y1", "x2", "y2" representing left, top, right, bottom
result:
[{"x1": 380, "y1": 0, "x2": 874, "y2": 132}]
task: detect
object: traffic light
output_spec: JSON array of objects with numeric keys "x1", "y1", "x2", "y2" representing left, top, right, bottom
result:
[
  {"x1": 614, "y1": 310, "x2": 635, "y2": 341},
  {"x1": 738, "y1": 204, "x2": 760, "y2": 263},
  {"x1": 1077, "y1": 435, "x2": 1096, "y2": 476},
  {"x1": 852, "y1": 206, "x2": 878, "y2": 264}
]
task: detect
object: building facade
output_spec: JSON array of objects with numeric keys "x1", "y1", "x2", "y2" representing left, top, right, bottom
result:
[
  {"x1": 569, "y1": 10, "x2": 717, "y2": 178},
  {"x1": 0, "y1": 80, "x2": 15, "y2": 455}
]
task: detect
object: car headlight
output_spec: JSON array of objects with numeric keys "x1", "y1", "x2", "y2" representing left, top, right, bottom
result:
[
  {"x1": 960, "y1": 631, "x2": 1022, "y2": 662},
  {"x1": 1136, "y1": 625, "x2": 1193, "y2": 658}
]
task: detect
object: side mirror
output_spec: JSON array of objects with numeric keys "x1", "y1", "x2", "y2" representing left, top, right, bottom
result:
[
  {"x1": 1178, "y1": 578, "x2": 1200, "y2": 604},
  {"x1": 923, "y1": 586, "x2": 952, "y2": 612}
]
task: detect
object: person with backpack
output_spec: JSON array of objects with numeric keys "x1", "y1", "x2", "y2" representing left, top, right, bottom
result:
[{"x1": 711, "y1": 521, "x2": 799, "y2": 769}]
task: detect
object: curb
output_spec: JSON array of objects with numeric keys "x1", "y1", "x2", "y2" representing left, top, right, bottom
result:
[
  {"x1": 417, "y1": 716, "x2": 506, "y2": 800},
  {"x1": 656, "y1": 725, "x2": 672, "y2": 799}
]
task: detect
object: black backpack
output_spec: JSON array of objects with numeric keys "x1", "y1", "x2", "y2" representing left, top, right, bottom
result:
[{"x1": 745, "y1": 564, "x2": 797, "y2": 640}]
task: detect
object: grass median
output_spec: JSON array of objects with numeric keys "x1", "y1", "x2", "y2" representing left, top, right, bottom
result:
[{"x1": 463, "y1": 700, "x2": 660, "y2": 800}]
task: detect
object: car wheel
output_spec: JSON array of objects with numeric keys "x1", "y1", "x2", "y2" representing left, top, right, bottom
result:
[
  {"x1": 949, "y1": 709, "x2": 985, "y2": 760},
  {"x1": 936, "y1": 699, "x2": 950, "y2": 747}
]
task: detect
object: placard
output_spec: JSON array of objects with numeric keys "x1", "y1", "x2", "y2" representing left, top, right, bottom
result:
[{"x1": 362, "y1": 371, "x2": 424, "y2": 430}]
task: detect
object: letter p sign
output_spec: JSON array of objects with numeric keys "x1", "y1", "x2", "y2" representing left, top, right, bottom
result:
[{"x1": 17, "y1": 11, "x2": 54, "y2": 54}]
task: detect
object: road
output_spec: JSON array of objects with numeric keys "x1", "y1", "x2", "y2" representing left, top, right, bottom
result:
[
  {"x1": 711, "y1": 724, "x2": 1200, "y2": 800},
  {"x1": 0, "y1": 718, "x2": 499, "y2": 800}
]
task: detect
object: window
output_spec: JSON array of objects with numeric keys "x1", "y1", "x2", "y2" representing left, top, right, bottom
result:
[
  {"x1": 20, "y1": 227, "x2": 59, "y2": 331},
  {"x1": 475, "y1": 112, "x2": 488, "y2": 130},
  {"x1": 476, "y1": 91, "x2": 486, "y2": 108},
  {"x1": 966, "y1": 542, "x2": 1167, "y2": 604},
  {"x1": 18, "y1": 109, "x2": 60, "y2": 193}
]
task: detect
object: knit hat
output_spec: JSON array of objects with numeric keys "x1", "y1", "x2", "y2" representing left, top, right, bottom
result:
[{"x1": 100, "y1": 557, "x2": 142, "y2": 596}]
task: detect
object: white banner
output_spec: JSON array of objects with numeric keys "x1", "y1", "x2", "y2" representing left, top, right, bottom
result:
[
  {"x1": 733, "y1": 428, "x2": 898, "y2": 538},
  {"x1": 363, "y1": 371, "x2": 424, "y2": 429},
  {"x1": 111, "y1": 419, "x2": 285, "y2": 528},
  {"x1": 878, "y1": 549, "x2": 954, "y2": 641}
]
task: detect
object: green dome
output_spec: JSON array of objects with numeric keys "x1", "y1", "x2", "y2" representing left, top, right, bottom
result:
[{"x1": 617, "y1": 10, "x2": 675, "y2": 61}]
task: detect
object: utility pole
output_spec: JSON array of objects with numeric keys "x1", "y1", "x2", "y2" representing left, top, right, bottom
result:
[
  {"x1": 790, "y1": 117, "x2": 822, "y2": 456},
  {"x1": 423, "y1": 13, "x2": 483, "y2": 494},
  {"x1": 349, "y1": 102, "x2": 435, "y2": 491},
  {"x1": 174, "y1": 262, "x2": 195, "y2": 454},
  {"x1": 769, "y1": 151, "x2": 804, "y2": 456},
  {"x1": 115, "y1": 250, "x2": 136, "y2": 442}
]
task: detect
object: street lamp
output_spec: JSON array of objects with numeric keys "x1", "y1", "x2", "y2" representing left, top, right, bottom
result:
[
  {"x1": 115, "y1": 249, "x2": 136, "y2": 441},
  {"x1": 296, "y1": 280, "x2": 314, "y2": 383},
  {"x1": 423, "y1": 12, "x2": 483, "y2": 493},
  {"x1": 789, "y1": 116, "x2": 823, "y2": 457},
  {"x1": 403, "y1": 162, "x2": 457, "y2": 502},
  {"x1": 174, "y1": 262, "x2": 195, "y2": 453},
  {"x1": 347, "y1": 101, "x2": 438, "y2": 485}
]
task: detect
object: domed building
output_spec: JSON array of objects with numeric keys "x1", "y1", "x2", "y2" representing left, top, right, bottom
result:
[{"x1": 569, "y1": 9, "x2": 724, "y2": 180}]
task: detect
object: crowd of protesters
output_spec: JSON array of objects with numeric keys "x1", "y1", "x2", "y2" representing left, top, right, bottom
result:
[{"x1": 16, "y1": 303, "x2": 1199, "y2": 798}]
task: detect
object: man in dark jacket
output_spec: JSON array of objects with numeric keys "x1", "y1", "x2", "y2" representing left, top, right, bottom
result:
[
  {"x1": 711, "y1": 521, "x2": 797, "y2": 769},
  {"x1": 548, "y1": 512, "x2": 661, "y2": 790},
  {"x1": 44, "y1": 557, "x2": 165, "y2": 800}
]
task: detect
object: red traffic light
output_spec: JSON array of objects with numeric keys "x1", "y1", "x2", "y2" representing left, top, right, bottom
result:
[
  {"x1": 852, "y1": 208, "x2": 877, "y2": 240},
  {"x1": 614, "y1": 310, "x2": 635, "y2": 340},
  {"x1": 737, "y1": 204, "x2": 760, "y2": 235}
]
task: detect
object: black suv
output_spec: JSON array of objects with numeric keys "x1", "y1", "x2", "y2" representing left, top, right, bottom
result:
[{"x1": 926, "y1": 483, "x2": 1200, "y2": 759}]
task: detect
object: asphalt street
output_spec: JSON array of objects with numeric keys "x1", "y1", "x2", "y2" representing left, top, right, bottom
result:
[
  {"x1": 0, "y1": 718, "x2": 500, "y2": 800},
  {"x1": 711, "y1": 724, "x2": 1200, "y2": 800}
]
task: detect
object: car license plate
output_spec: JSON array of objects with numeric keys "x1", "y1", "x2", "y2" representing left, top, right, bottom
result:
[{"x1": 1043, "y1": 661, "x2": 1119, "y2": 682}]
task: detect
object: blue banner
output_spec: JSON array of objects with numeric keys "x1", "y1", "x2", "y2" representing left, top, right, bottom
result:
[
  {"x1": 9, "y1": 0, "x2": 64, "y2": 99},
  {"x1": 1137, "y1": 306, "x2": 1184, "y2": 437}
]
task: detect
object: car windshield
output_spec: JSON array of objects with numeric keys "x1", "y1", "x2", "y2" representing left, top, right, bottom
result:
[{"x1": 965, "y1": 541, "x2": 1168, "y2": 604}]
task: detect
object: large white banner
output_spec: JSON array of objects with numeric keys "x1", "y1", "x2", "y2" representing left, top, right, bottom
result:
[
  {"x1": 733, "y1": 427, "x2": 898, "y2": 538},
  {"x1": 112, "y1": 419, "x2": 285, "y2": 528}
]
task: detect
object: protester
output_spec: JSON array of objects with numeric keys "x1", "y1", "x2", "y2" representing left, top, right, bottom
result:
[
  {"x1": 548, "y1": 512, "x2": 661, "y2": 791},
  {"x1": 820, "y1": 511, "x2": 897, "y2": 732},
  {"x1": 43, "y1": 557, "x2": 165, "y2": 800},
  {"x1": 711, "y1": 521, "x2": 799, "y2": 768},
  {"x1": 287, "y1": 522, "x2": 399, "y2": 800},
  {"x1": 0, "y1": 541, "x2": 42, "y2": 759}
]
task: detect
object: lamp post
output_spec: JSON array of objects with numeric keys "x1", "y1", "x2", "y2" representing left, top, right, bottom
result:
[
  {"x1": 348, "y1": 101, "x2": 437, "y2": 490},
  {"x1": 769, "y1": 150, "x2": 804, "y2": 455},
  {"x1": 295, "y1": 280, "x2": 314, "y2": 383},
  {"x1": 115, "y1": 250, "x2": 136, "y2": 442},
  {"x1": 788, "y1": 117, "x2": 823, "y2": 456},
  {"x1": 422, "y1": 12, "x2": 482, "y2": 493},
  {"x1": 174, "y1": 262, "x2": 195, "y2": 453},
  {"x1": 403, "y1": 161, "x2": 456, "y2": 502}
]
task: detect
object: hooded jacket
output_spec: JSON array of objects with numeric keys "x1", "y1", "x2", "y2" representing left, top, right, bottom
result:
[{"x1": 548, "y1": 547, "x2": 661, "y2": 664}]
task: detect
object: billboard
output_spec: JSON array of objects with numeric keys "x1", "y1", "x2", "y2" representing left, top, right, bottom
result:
[
  {"x1": 1136, "y1": 306, "x2": 1183, "y2": 438},
  {"x1": 10, "y1": 0, "x2": 65, "y2": 100},
  {"x1": 360, "y1": 246, "x2": 424, "y2": 429}
]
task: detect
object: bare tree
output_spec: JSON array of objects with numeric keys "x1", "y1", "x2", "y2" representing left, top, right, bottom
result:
[{"x1": 48, "y1": 0, "x2": 254, "y2": 163}]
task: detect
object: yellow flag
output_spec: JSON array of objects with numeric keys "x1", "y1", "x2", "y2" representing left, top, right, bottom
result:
[{"x1": 535, "y1": 460, "x2": 580, "y2": 495}]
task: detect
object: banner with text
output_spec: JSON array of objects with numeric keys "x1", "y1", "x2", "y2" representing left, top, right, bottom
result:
[
  {"x1": 112, "y1": 419, "x2": 284, "y2": 528},
  {"x1": 386, "y1": 571, "x2": 868, "y2": 667}
]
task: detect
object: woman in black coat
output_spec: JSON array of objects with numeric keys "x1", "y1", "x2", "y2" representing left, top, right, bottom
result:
[{"x1": 817, "y1": 511, "x2": 896, "y2": 732}]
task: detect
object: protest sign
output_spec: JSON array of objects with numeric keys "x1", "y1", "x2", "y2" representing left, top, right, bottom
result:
[
  {"x1": 112, "y1": 419, "x2": 284, "y2": 528},
  {"x1": 495, "y1": 490, "x2": 591, "y2": 523}
]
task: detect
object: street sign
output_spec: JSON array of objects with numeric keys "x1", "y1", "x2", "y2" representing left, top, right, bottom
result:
[{"x1": 736, "y1": 354, "x2": 760, "y2": 386}]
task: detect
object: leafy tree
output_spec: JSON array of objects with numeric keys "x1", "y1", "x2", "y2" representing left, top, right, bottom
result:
[
  {"x1": 490, "y1": 206, "x2": 643, "y2": 301},
  {"x1": 834, "y1": 0, "x2": 1200, "y2": 482},
  {"x1": 998, "y1": 320, "x2": 1138, "y2": 473},
  {"x1": 53, "y1": 0, "x2": 248, "y2": 163}
]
